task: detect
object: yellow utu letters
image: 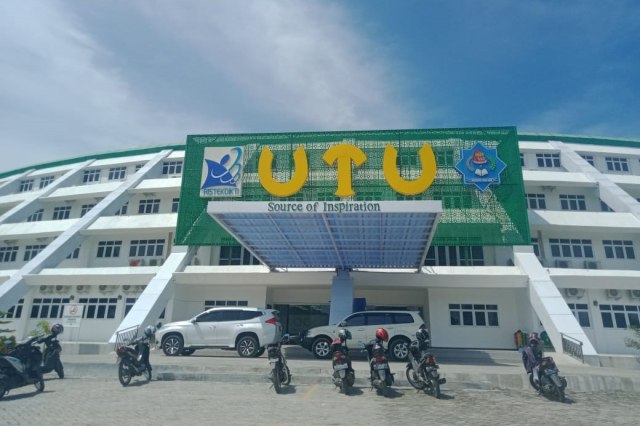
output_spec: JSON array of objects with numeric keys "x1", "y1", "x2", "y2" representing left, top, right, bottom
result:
[{"x1": 258, "y1": 143, "x2": 437, "y2": 197}]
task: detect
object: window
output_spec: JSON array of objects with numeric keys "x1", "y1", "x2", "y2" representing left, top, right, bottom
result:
[
  {"x1": 129, "y1": 239, "x2": 165, "y2": 257},
  {"x1": 526, "y1": 193, "x2": 546, "y2": 209},
  {"x1": 115, "y1": 202, "x2": 128, "y2": 216},
  {"x1": 0, "y1": 246, "x2": 18, "y2": 263},
  {"x1": 135, "y1": 164, "x2": 144, "y2": 172},
  {"x1": 24, "y1": 244, "x2": 47, "y2": 261},
  {"x1": 27, "y1": 209, "x2": 43, "y2": 222},
  {"x1": 219, "y1": 245, "x2": 261, "y2": 265},
  {"x1": 549, "y1": 239, "x2": 594, "y2": 258},
  {"x1": 138, "y1": 199, "x2": 160, "y2": 214},
  {"x1": 52, "y1": 206, "x2": 71, "y2": 220},
  {"x1": 520, "y1": 153, "x2": 525, "y2": 167},
  {"x1": 97, "y1": 240, "x2": 122, "y2": 258},
  {"x1": 5, "y1": 299, "x2": 24, "y2": 319},
  {"x1": 108, "y1": 166, "x2": 127, "y2": 180},
  {"x1": 559, "y1": 194, "x2": 586, "y2": 211},
  {"x1": 531, "y1": 238, "x2": 540, "y2": 257},
  {"x1": 19, "y1": 179, "x2": 34, "y2": 192},
  {"x1": 600, "y1": 200, "x2": 614, "y2": 212},
  {"x1": 344, "y1": 313, "x2": 366, "y2": 326},
  {"x1": 80, "y1": 204, "x2": 95, "y2": 217},
  {"x1": 567, "y1": 303, "x2": 591, "y2": 327},
  {"x1": 162, "y1": 160, "x2": 183, "y2": 175},
  {"x1": 424, "y1": 246, "x2": 484, "y2": 266},
  {"x1": 124, "y1": 297, "x2": 137, "y2": 316},
  {"x1": 603, "y1": 240, "x2": 635, "y2": 259},
  {"x1": 66, "y1": 246, "x2": 81, "y2": 259},
  {"x1": 580, "y1": 155, "x2": 595, "y2": 166},
  {"x1": 172, "y1": 198, "x2": 180, "y2": 213},
  {"x1": 39, "y1": 175, "x2": 54, "y2": 189},
  {"x1": 83, "y1": 169, "x2": 101, "y2": 183},
  {"x1": 449, "y1": 304, "x2": 499, "y2": 326},
  {"x1": 605, "y1": 157, "x2": 629, "y2": 172},
  {"x1": 30, "y1": 298, "x2": 70, "y2": 319},
  {"x1": 78, "y1": 297, "x2": 117, "y2": 319},
  {"x1": 204, "y1": 300, "x2": 249, "y2": 310},
  {"x1": 536, "y1": 153, "x2": 560, "y2": 168},
  {"x1": 600, "y1": 304, "x2": 640, "y2": 329}
]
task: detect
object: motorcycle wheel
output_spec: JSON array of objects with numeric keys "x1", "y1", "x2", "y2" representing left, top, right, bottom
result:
[
  {"x1": 55, "y1": 359, "x2": 64, "y2": 379},
  {"x1": 143, "y1": 365, "x2": 152, "y2": 382},
  {"x1": 34, "y1": 375, "x2": 45, "y2": 393},
  {"x1": 430, "y1": 379, "x2": 441, "y2": 399},
  {"x1": 0, "y1": 378, "x2": 7, "y2": 400},
  {"x1": 555, "y1": 387, "x2": 565, "y2": 403},
  {"x1": 118, "y1": 361, "x2": 132, "y2": 387},
  {"x1": 528, "y1": 374, "x2": 540, "y2": 392},
  {"x1": 341, "y1": 378, "x2": 349, "y2": 395},
  {"x1": 282, "y1": 365, "x2": 291, "y2": 385},
  {"x1": 405, "y1": 367, "x2": 426, "y2": 390},
  {"x1": 271, "y1": 366, "x2": 282, "y2": 394}
]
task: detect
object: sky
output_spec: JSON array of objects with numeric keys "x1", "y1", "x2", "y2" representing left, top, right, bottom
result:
[{"x1": 0, "y1": 0, "x2": 639, "y2": 172}]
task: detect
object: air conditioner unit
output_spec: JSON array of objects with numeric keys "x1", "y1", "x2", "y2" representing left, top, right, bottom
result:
[
  {"x1": 584, "y1": 260, "x2": 599, "y2": 269},
  {"x1": 629, "y1": 289, "x2": 640, "y2": 299},
  {"x1": 148, "y1": 258, "x2": 164, "y2": 266},
  {"x1": 39, "y1": 285, "x2": 52, "y2": 294},
  {"x1": 564, "y1": 288, "x2": 585, "y2": 299},
  {"x1": 555, "y1": 259, "x2": 570, "y2": 268},
  {"x1": 76, "y1": 285, "x2": 89, "y2": 293},
  {"x1": 99, "y1": 285, "x2": 116, "y2": 294},
  {"x1": 135, "y1": 285, "x2": 146, "y2": 293},
  {"x1": 55, "y1": 285, "x2": 70, "y2": 293},
  {"x1": 606, "y1": 289, "x2": 622, "y2": 299},
  {"x1": 129, "y1": 259, "x2": 142, "y2": 267},
  {"x1": 122, "y1": 285, "x2": 133, "y2": 293}
]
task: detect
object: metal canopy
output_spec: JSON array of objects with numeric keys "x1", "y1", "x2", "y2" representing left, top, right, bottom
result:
[{"x1": 207, "y1": 201, "x2": 442, "y2": 270}]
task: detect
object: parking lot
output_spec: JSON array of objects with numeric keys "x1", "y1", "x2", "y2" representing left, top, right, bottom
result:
[{"x1": 1, "y1": 376, "x2": 640, "y2": 426}]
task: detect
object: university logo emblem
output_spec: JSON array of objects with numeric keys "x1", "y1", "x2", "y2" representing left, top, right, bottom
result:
[
  {"x1": 455, "y1": 142, "x2": 506, "y2": 192},
  {"x1": 200, "y1": 146, "x2": 244, "y2": 197}
]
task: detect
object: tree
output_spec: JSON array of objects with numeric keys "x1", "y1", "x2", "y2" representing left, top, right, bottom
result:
[
  {"x1": 625, "y1": 325, "x2": 640, "y2": 351},
  {"x1": 0, "y1": 310, "x2": 16, "y2": 354}
]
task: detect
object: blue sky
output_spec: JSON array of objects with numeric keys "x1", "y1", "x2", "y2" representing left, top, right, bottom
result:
[{"x1": 0, "y1": 0, "x2": 638, "y2": 171}]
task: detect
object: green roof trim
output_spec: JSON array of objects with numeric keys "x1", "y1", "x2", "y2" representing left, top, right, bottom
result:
[{"x1": 0, "y1": 144, "x2": 185, "y2": 180}]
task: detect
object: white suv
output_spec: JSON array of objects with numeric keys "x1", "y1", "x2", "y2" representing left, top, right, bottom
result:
[
  {"x1": 300, "y1": 310, "x2": 424, "y2": 361},
  {"x1": 157, "y1": 307, "x2": 282, "y2": 357}
]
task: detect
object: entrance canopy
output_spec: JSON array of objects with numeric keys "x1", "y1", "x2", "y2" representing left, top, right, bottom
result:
[{"x1": 207, "y1": 200, "x2": 442, "y2": 270}]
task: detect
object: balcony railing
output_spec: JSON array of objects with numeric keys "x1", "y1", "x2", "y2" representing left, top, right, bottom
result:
[{"x1": 560, "y1": 332, "x2": 584, "y2": 363}]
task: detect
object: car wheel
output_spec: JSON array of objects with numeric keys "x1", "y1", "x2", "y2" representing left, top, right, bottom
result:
[
  {"x1": 162, "y1": 335, "x2": 184, "y2": 356},
  {"x1": 311, "y1": 337, "x2": 332, "y2": 359},
  {"x1": 389, "y1": 337, "x2": 410, "y2": 361},
  {"x1": 237, "y1": 335, "x2": 259, "y2": 357}
]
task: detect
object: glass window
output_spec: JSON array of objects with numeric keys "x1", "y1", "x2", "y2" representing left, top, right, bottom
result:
[
  {"x1": 83, "y1": 169, "x2": 101, "y2": 183},
  {"x1": 365, "y1": 313, "x2": 392, "y2": 325},
  {"x1": 24, "y1": 244, "x2": 47, "y2": 261},
  {"x1": 219, "y1": 245, "x2": 260, "y2": 265},
  {"x1": 449, "y1": 303, "x2": 499, "y2": 327},
  {"x1": 172, "y1": 198, "x2": 180, "y2": 213},
  {"x1": 603, "y1": 240, "x2": 635, "y2": 259},
  {"x1": 526, "y1": 193, "x2": 546, "y2": 210},
  {"x1": 5, "y1": 299, "x2": 24, "y2": 318},
  {"x1": 78, "y1": 298, "x2": 117, "y2": 319},
  {"x1": 30, "y1": 298, "x2": 70, "y2": 319},
  {"x1": 344, "y1": 313, "x2": 366, "y2": 326},
  {"x1": 19, "y1": 179, "x2": 34, "y2": 192},
  {"x1": 52, "y1": 206, "x2": 72, "y2": 220},
  {"x1": 39, "y1": 176, "x2": 54, "y2": 189},
  {"x1": 559, "y1": 194, "x2": 586, "y2": 211},
  {"x1": 605, "y1": 157, "x2": 629, "y2": 172},
  {"x1": 80, "y1": 204, "x2": 95, "y2": 217},
  {"x1": 0, "y1": 246, "x2": 19, "y2": 263},
  {"x1": 108, "y1": 166, "x2": 127, "y2": 180},
  {"x1": 27, "y1": 209, "x2": 44, "y2": 222},
  {"x1": 129, "y1": 239, "x2": 165, "y2": 257},
  {"x1": 392, "y1": 313, "x2": 414, "y2": 324},
  {"x1": 580, "y1": 155, "x2": 594, "y2": 166},
  {"x1": 162, "y1": 160, "x2": 183, "y2": 175},
  {"x1": 138, "y1": 199, "x2": 160, "y2": 214},
  {"x1": 97, "y1": 241, "x2": 122, "y2": 258},
  {"x1": 536, "y1": 153, "x2": 561, "y2": 168}
]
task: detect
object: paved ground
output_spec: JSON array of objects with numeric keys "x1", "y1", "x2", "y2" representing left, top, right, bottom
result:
[{"x1": 1, "y1": 378, "x2": 639, "y2": 426}]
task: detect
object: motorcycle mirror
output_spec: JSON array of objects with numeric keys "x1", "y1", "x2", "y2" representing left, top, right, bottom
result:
[{"x1": 156, "y1": 321, "x2": 162, "y2": 329}]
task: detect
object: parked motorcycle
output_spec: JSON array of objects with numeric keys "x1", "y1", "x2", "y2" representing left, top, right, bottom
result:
[
  {"x1": 268, "y1": 334, "x2": 291, "y2": 394},
  {"x1": 116, "y1": 325, "x2": 155, "y2": 387},
  {"x1": 38, "y1": 323, "x2": 64, "y2": 379},
  {"x1": 364, "y1": 328, "x2": 394, "y2": 396},
  {"x1": 529, "y1": 356, "x2": 567, "y2": 402},
  {"x1": 0, "y1": 335, "x2": 45, "y2": 399},
  {"x1": 330, "y1": 329, "x2": 355, "y2": 395},
  {"x1": 405, "y1": 326, "x2": 446, "y2": 398}
]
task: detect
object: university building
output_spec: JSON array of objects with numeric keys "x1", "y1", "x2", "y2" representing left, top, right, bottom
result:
[{"x1": 1, "y1": 127, "x2": 640, "y2": 365}]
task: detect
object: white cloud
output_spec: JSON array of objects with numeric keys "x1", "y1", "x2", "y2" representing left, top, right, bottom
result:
[{"x1": 0, "y1": 1, "x2": 415, "y2": 172}]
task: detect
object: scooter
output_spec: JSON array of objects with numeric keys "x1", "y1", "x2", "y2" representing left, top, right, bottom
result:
[
  {"x1": 268, "y1": 334, "x2": 291, "y2": 394},
  {"x1": 116, "y1": 326, "x2": 154, "y2": 387},
  {"x1": 331, "y1": 337, "x2": 355, "y2": 395},
  {"x1": 364, "y1": 339, "x2": 394, "y2": 396},
  {"x1": 38, "y1": 333, "x2": 64, "y2": 379},
  {"x1": 0, "y1": 336, "x2": 45, "y2": 399}
]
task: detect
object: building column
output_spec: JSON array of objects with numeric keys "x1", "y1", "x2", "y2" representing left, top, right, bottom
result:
[{"x1": 329, "y1": 268, "x2": 353, "y2": 325}]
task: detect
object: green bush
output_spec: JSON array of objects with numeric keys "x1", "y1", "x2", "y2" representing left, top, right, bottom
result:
[
  {"x1": 625, "y1": 325, "x2": 640, "y2": 351},
  {"x1": 0, "y1": 310, "x2": 16, "y2": 354}
]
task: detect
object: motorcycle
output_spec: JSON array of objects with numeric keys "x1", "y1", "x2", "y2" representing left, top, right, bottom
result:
[
  {"x1": 116, "y1": 331, "x2": 153, "y2": 387},
  {"x1": 529, "y1": 356, "x2": 567, "y2": 402},
  {"x1": 38, "y1": 333, "x2": 64, "y2": 379},
  {"x1": 0, "y1": 336, "x2": 45, "y2": 399},
  {"x1": 364, "y1": 339, "x2": 394, "y2": 396},
  {"x1": 331, "y1": 337, "x2": 355, "y2": 395},
  {"x1": 268, "y1": 334, "x2": 291, "y2": 394},
  {"x1": 405, "y1": 338, "x2": 445, "y2": 398}
]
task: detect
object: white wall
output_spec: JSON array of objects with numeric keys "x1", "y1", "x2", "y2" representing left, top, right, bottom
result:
[
  {"x1": 170, "y1": 285, "x2": 267, "y2": 322},
  {"x1": 428, "y1": 287, "x2": 523, "y2": 349}
]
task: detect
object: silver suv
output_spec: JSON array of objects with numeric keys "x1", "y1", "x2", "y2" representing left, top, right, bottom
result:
[
  {"x1": 157, "y1": 307, "x2": 282, "y2": 357},
  {"x1": 300, "y1": 310, "x2": 424, "y2": 361}
]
